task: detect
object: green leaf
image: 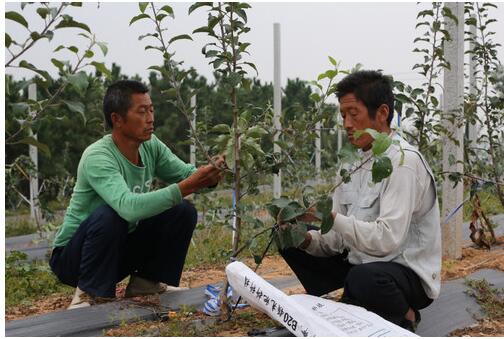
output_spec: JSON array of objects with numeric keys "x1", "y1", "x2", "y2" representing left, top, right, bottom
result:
[
  {"x1": 278, "y1": 202, "x2": 305, "y2": 223},
  {"x1": 370, "y1": 131, "x2": 392, "y2": 156},
  {"x1": 62, "y1": 99, "x2": 85, "y2": 117},
  {"x1": 448, "y1": 154, "x2": 456, "y2": 166},
  {"x1": 161, "y1": 88, "x2": 177, "y2": 98},
  {"x1": 244, "y1": 62, "x2": 258, "y2": 76},
  {"x1": 316, "y1": 196, "x2": 333, "y2": 234},
  {"x1": 130, "y1": 13, "x2": 150, "y2": 25},
  {"x1": 193, "y1": 26, "x2": 212, "y2": 34},
  {"x1": 302, "y1": 185, "x2": 316, "y2": 208},
  {"x1": 90, "y1": 61, "x2": 111, "y2": 77},
  {"x1": 372, "y1": 156, "x2": 393, "y2": 183},
  {"x1": 325, "y1": 70, "x2": 338, "y2": 80},
  {"x1": 239, "y1": 42, "x2": 251, "y2": 52},
  {"x1": 411, "y1": 88, "x2": 424, "y2": 98},
  {"x1": 338, "y1": 143, "x2": 361, "y2": 164},
  {"x1": 6, "y1": 11, "x2": 28, "y2": 29},
  {"x1": 242, "y1": 138, "x2": 264, "y2": 156},
  {"x1": 36, "y1": 7, "x2": 49, "y2": 19},
  {"x1": 55, "y1": 16, "x2": 91, "y2": 33},
  {"x1": 188, "y1": 2, "x2": 213, "y2": 15},
  {"x1": 227, "y1": 72, "x2": 242, "y2": 87},
  {"x1": 51, "y1": 58, "x2": 65, "y2": 71},
  {"x1": 169, "y1": 34, "x2": 193, "y2": 44},
  {"x1": 271, "y1": 196, "x2": 291, "y2": 209},
  {"x1": 310, "y1": 92, "x2": 321, "y2": 103},
  {"x1": 139, "y1": 2, "x2": 149, "y2": 13},
  {"x1": 160, "y1": 5, "x2": 174, "y2": 17},
  {"x1": 84, "y1": 50, "x2": 94, "y2": 58},
  {"x1": 225, "y1": 140, "x2": 235, "y2": 170},
  {"x1": 15, "y1": 137, "x2": 51, "y2": 157},
  {"x1": 6, "y1": 33, "x2": 12, "y2": 48},
  {"x1": 210, "y1": 124, "x2": 230, "y2": 134},
  {"x1": 18, "y1": 60, "x2": 52, "y2": 82},
  {"x1": 430, "y1": 96, "x2": 439, "y2": 107},
  {"x1": 66, "y1": 71, "x2": 89, "y2": 92},
  {"x1": 328, "y1": 56, "x2": 337, "y2": 66},
  {"x1": 96, "y1": 41, "x2": 108, "y2": 56},
  {"x1": 266, "y1": 204, "x2": 280, "y2": 220},
  {"x1": 276, "y1": 222, "x2": 308, "y2": 250},
  {"x1": 340, "y1": 168, "x2": 351, "y2": 183},
  {"x1": 246, "y1": 126, "x2": 268, "y2": 138}
]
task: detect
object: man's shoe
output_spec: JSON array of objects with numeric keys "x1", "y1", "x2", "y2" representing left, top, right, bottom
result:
[
  {"x1": 125, "y1": 275, "x2": 189, "y2": 297},
  {"x1": 68, "y1": 287, "x2": 92, "y2": 310}
]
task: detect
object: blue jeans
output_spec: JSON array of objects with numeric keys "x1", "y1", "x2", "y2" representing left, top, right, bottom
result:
[{"x1": 50, "y1": 200, "x2": 197, "y2": 298}]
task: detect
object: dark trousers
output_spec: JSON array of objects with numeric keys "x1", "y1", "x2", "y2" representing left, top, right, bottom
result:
[
  {"x1": 280, "y1": 247, "x2": 433, "y2": 325},
  {"x1": 50, "y1": 200, "x2": 197, "y2": 298}
]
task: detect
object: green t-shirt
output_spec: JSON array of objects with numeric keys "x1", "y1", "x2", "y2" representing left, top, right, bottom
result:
[{"x1": 53, "y1": 134, "x2": 196, "y2": 248}]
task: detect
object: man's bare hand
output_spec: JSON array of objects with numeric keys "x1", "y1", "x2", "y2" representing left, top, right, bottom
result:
[
  {"x1": 297, "y1": 206, "x2": 321, "y2": 223},
  {"x1": 210, "y1": 154, "x2": 226, "y2": 169},
  {"x1": 178, "y1": 161, "x2": 224, "y2": 196}
]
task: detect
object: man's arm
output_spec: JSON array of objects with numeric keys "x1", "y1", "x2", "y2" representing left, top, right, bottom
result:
[
  {"x1": 331, "y1": 160, "x2": 422, "y2": 257},
  {"x1": 84, "y1": 152, "x2": 185, "y2": 223}
]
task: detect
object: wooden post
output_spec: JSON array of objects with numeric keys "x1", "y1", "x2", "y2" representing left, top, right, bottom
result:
[
  {"x1": 441, "y1": 2, "x2": 464, "y2": 259},
  {"x1": 273, "y1": 23, "x2": 282, "y2": 198}
]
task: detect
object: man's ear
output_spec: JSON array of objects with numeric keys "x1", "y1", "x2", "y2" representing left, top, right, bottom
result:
[
  {"x1": 111, "y1": 112, "x2": 122, "y2": 128},
  {"x1": 376, "y1": 104, "x2": 390, "y2": 125}
]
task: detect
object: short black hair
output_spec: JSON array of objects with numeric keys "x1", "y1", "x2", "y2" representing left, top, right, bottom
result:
[
  {"x1": 336, "y1": 70, "x2": 395, "y2": 125},
  {"x1": 103, "y1": 80, "x2": 149, "y2": 129}
]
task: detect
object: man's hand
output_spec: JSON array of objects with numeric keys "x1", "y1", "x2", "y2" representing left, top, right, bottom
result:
[
  {"x1": 297, "y1": 206, "x2": 321, "y2": 223},
  {"x1": 178, "y1": 156, "x2": 225, "y2": 196},
  {"x1": 277, "y1": 223, "x2": 312, "y2": 250},
  {"x1": 298, "y1": 232, "x2": 312, "y2": 250}
]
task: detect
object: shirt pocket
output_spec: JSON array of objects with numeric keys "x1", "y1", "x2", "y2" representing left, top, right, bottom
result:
[
  {"x1": 357, "y1": 189, "x2": 380, "y2": 221},
  {"x1": 340, "y1": 188, "x2": 357, "y2": 206}
]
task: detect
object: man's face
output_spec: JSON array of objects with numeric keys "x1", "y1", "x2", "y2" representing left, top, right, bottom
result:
[
  {"x1": 115, "y1": 93, "x2": 154, "y2": 143},
  {"x1": 339, "y1": 93, "x2": 376, "y2": 150}
]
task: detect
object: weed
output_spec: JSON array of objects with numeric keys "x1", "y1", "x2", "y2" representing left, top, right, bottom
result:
[
  {"x1": 5, "y1": 219, "x2": 38, "y2": 237},
  {"x1": 465, "y1": 278, "x2": 504, "y2": 319},
  {"x1": 5, "y1": 250, "x2": 72, "y2": 308}
]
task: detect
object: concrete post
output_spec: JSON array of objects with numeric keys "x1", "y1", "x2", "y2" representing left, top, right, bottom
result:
[
  {"x1": 28, "y1": 83, "x2": 41, "y2": 226},
  {"x1": 337, "y1": 113, "x2": 343, "y2": 152},
  {"x1": 273, "y1": 23, "x2": 282, "y2": 198},
  {"x1": 441, "y1": 2, "x2": 464, "y2": 259},
  {"x1": 190, "y1": 94, "x2": 196, "y2": 166},
  {"x1": 315, "y1": 120, "x2": 321, "y2": 181}
]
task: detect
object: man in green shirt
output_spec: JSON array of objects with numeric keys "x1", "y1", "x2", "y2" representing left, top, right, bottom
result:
[{"x1": 50, "y1": 80, "x2": 224, "y2": 309}]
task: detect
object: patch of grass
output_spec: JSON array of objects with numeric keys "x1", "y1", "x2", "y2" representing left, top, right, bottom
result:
[
  {"x1": 465, "y1": 278, "x2": 504, "y2": 319},
  {"x1": 5, "y1": 218, "x2": 38, "y2": 237},
  {"x1": 5, "y1": 251, "x2": 73, "y2": 308}
]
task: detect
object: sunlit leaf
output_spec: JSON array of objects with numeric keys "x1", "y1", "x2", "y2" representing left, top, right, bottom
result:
[{"x1": 96, "y1": 41, "x2": 108, "y2": 56}]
